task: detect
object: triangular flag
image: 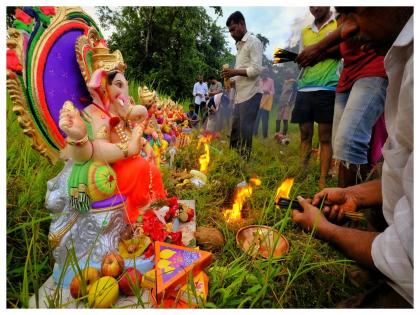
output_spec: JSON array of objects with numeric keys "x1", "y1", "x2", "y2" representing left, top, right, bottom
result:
[{"x1": 153, "y1": 241, "x2": 212, "y2": 301}]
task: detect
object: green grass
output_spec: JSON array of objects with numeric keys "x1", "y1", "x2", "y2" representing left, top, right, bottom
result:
[{"x1": 7, "y1": 90, "x2": 363, "y2": 308}]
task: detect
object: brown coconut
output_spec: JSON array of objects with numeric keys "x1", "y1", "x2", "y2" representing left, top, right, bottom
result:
[{"x1": 194, "y1": 227, "x2": 225, "y2": 251}]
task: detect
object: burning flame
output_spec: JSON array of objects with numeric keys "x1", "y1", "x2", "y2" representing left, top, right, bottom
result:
[
  {"x1": 197, "y1": 135, "x2": 212, "y2": 173},
  {"x1": 224, "y1": 178, "x2": 262, "y2": 223},
  {"x1": 275, "y1": 178, "x2": 294, "y2": 202}
]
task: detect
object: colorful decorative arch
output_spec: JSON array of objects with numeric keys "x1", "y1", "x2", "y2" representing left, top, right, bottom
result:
[{"x1": 7, "y1": 7, "x2": 104, "y2": 163}]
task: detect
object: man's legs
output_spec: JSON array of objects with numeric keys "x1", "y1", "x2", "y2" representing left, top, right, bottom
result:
[
  {"x1": 276, "y1": 105, "x2": 284, "y2": 133},
  {"x1": 291, "y1": 91, "x2": 315, "y2": 173},
  {"x1": 318, "y1": 122, "x2": 333, "y2": 189},
  {"x1": 276, "y1": 120, "x2": 281, "y2": 133},
  {"x1": 299, "y1": 122, "x2": 314, "y2": 169},
  {"x1": 194, "y1": 103, "x2": 200, "y2": 116},
  {"x1": 312, "y1": 90, "x2": 336, "y2": 188},
  {"x1": 253, "y1": 109, "x2": 262, "y2": 136},
  {"x1": 229, "y1": 103, "x2": 241, "y2": 150},
  {"x1": 333, "y1": 77, "x2": 387, "y2": 187},
  {"x1": 282, "y1": 119, "x2": 289, "y2": 136},
  {"x1": 238, "y1": 93, "x2": 262, "y2": 160},
  {"x1": 261, "y1": 109, "x2": 269, "y2": 138},
  {"x1": 199, "y1": 101, "x2": 207, "y2": 124}
]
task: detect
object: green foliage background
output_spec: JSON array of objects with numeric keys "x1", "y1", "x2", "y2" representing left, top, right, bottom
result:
[{"x1": 96, "y1": 6, "x2": 235, "y2": 100}]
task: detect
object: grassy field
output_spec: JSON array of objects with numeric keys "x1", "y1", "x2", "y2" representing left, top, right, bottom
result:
[{"x1": 7, "y1": 91, "x2": 368, "y2": 308}]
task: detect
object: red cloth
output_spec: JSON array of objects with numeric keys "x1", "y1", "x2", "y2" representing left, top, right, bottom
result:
[
  {"x1": 6, "y1": 50, "x2": 23, "y2": 72},
  {"x1": 15, "y1": 8, "x2": 33, "y2": 25},
  {"x1": 112, "y1": 156, "x2": 166, "y2": 223},
  {"x1": 336, "y1": 39, "x2": 387, "y2": 93},
  {"x1": 40, "y1": 7, "x2": 56, "y2": 16},
  {"x1": 368, "y1": 113, "x2": 388, "y2": 167}
]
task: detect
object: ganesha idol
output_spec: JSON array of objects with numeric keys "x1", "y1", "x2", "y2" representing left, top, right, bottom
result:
[
  {"x1": 138, "y1": 86, "x2": 169, "y2": 166},
  {"x1": 6, "y1": 8, "x2": 166, "y2": 286}
]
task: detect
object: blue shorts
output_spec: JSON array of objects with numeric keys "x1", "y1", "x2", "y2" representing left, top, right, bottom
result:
[{"x1": 333, "y1": 76, "x2": 388, "y2": 164}]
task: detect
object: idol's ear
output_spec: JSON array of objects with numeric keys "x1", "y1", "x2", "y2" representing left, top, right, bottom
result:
[{"x1": 87, "y1": 69, "x2": 109, "y2": 107}]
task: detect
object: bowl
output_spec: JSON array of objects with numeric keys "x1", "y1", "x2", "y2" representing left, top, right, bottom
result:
[{"x1": 236, "y1": 225, "x2": 289, "y2": 259}]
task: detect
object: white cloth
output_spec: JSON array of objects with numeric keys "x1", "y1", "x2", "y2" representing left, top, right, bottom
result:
[
  {"x1": 233, "y1": 32, "x2": 263, "y2": 104},
  {"x1": 205, "y1": 93, "x2": 223, "y2": 132},
  {"x1": 371, "y1": 15, "x2": 413, "y2": 305},
  {"x1": 193, "y1": 81, "x2": 208, "y2": 105}
]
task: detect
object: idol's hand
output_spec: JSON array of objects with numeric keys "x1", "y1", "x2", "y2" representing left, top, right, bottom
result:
[{"x1": 59, "y1": 101, "x2": 87, "y2": 142}]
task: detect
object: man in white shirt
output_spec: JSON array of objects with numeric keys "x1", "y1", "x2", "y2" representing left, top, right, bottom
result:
[
  {"x1": 222, "y1": 11, "x2": 263, "y2": 161},
  {"x1": 192, "y1": 75, "x2": 208, "y2": 120},
  {"x1": 291, "y1": 7, "x2": 413, "y2": 307}
]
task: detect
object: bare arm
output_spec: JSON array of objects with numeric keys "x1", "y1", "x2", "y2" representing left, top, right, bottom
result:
[
  {"x1": 313, "y1": 179, "x2": 382, "y2": 209},
  {"x1": 296, "y1": 26, "x2": 343, "y2": 67},
  {"x1": 222, "y1": 68, "x2": 248, "y2": 78},
  {"x1": 318, "y1": 220, "x2": 379, "y2": 269},
  {"x1": 312, "y1": 179, "x2": 382, "y2": 222},
  {"x1": 222, "y1": 39, "x2": 262, "y2": 79},
  {"x1": 293, "y1": 196, "x2": 379, "y2": 270}
]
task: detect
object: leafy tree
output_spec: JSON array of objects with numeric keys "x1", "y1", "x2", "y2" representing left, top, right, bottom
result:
[
  {"x1": 96, "y1": 6, "x2": 234, "y2": 100},
  {"x1": 256, "y1": 33, "x2": 269, "y2": 51},
  {"x1": 7, "y1": 7, "x2": 18, "y2": 28}
]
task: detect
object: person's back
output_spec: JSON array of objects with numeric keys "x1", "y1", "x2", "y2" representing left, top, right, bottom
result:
[
  {"x1": 279, "y1": 78, "x2": 297, "y2": 103},
  {"x1": 276, "y1": 75, "x2": 297, "y2": 137}
]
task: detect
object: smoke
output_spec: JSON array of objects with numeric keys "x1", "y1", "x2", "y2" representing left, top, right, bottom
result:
[
  {"x1": 287, "y1": 7, "x2": 336, "y2": 49},
  {"x1": 287, "y1": 11, "x2": 313, "y2": 49}
]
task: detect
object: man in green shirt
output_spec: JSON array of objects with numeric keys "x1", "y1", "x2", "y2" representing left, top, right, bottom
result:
[{"x1": 291, "y1": 6, "x2": 340, "y2": 188}]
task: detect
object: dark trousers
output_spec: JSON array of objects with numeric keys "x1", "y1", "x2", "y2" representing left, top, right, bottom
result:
[
  {"x1": 195, "y1": 101, "x2": 206, "y2": 120},
  {"x1": 276, "y1": 119, "x2": 289, "y2": 135},
  {"x1": 230, "y1": 93, "x2": 262, "y2": 160},
  {"x1": 254, "y1": 108, "x2": 270, "y2": 138}
]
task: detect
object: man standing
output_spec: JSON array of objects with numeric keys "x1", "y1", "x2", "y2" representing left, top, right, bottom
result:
[
  {"x1": 254, "y1": 70, "x2": 275, "y2": 138},
  {"x1": 275, "y1": 69, "x2": 297, "y2": 139},
  {"x1": 208, "y1": 76, "x2": 223, "y2": 97},
  {"x1": 292, "y1": 7, "x2": 413, "y2": 307},
  {"x1": 192, "y1": 74, "x2": 208, "y2": 120},
  {"x1": 296, "y1": 13, "x2": 388, "y2": 188},
  {"x1": 291, "y1": 7, "x2": 340, "y2": 188},
  {"x1": 222, "y1": 11, "x2": 263, "y2": 160}
]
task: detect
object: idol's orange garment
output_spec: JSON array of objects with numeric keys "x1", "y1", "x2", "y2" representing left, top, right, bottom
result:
[{"x1": 112, "y1": 155, "x2": 166, "y2": 223}]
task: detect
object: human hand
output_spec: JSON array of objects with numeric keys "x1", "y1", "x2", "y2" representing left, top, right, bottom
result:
[
  {"x1": 59, "y1": 101, "x2": 87, "y2": 141},
  {"x1": 296, "y1": 44, "x2": 325, "y2": 68},
  {"x1": 221, "y1": 68, "x2": 236, "y2": 79},
  {"x1": 312, "y1": 187, "x2": 358, "y2": 223},
  {"x1": 292, "y1": 196, "x2": 330, "y2": 234},
  {"x1": 196, "y1": 93, "x2": 202, "y2": 97}
]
